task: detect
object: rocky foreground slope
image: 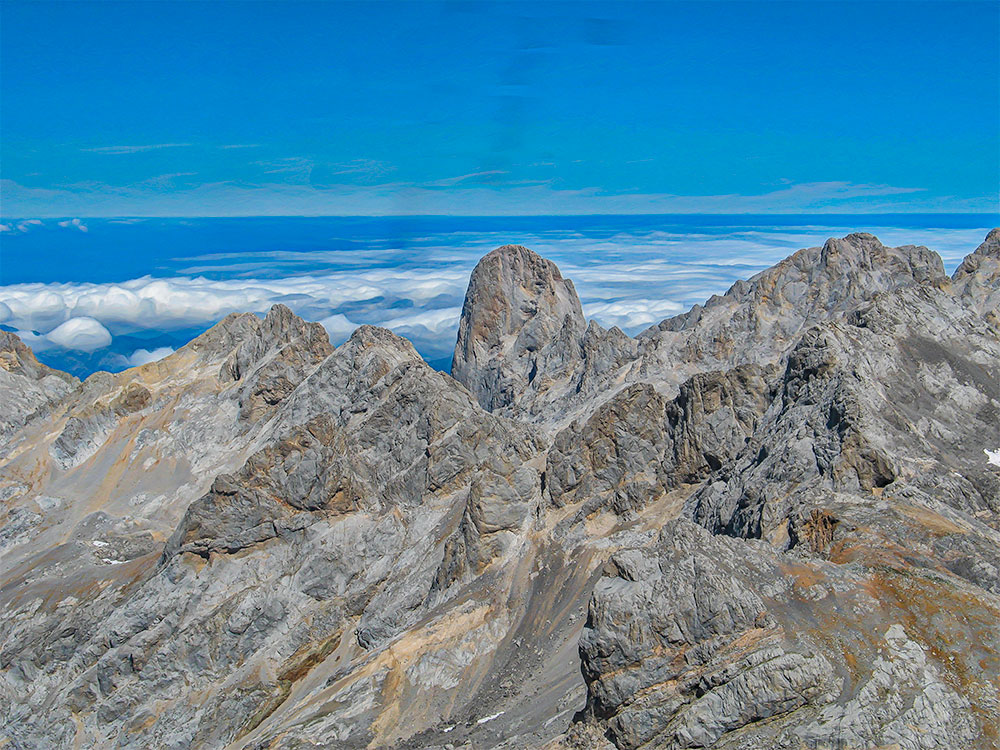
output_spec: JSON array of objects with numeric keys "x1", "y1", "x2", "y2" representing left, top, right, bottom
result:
[{"x1": 0, "y1": 230, "x2": 998, "y2": 749}]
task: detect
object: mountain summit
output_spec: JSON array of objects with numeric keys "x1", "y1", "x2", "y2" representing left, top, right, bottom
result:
[{"x1": 1, "y1": 231, "x2": 998, "y2": 749}]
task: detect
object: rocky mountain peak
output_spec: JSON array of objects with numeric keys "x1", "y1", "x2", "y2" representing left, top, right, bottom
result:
[
  {"x1": 0, "y1": 331, "x2": 79, "y2": 445},
  {"x1": 0, "y1": 330, "x2": 76, "y2": 385},
  {"x1": 452, "y1": 243, "x2": 585, "y2": 412},
  {"x1": 952, "y1": 228, "x2": 1000, "y2": 322},
  {"x1": 955, "y1": 228, "x2": 1000, "y2": 266},
  {"x1": 820, "y1": 231, "x2": 945, "y2": 283},
  {"x1": 347, "y1": 322, "x2": 419, "y2": 355},
  {"x1": 2, "y1": 230, "x2": 999, "y2": 750},
  {"x1": 976, "y1": 226, "x2": 1000, "y2": 256},
  {"x1": 184, "y1": 310, "x2": 263, "y2": 359}
]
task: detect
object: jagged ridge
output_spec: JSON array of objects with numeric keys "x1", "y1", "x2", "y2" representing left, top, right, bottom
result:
[{"x1": 0, "y1": 230, "x2": 997, "y2": 750}]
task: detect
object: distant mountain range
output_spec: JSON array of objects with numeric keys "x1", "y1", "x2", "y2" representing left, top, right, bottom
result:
[{"x1": 1, "y1": 229, "x2": 998, "y2": 749}]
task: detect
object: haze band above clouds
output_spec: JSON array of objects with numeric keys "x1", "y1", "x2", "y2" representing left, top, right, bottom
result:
[{"x1": 0, "y1": 222, "x2": 990, "y2": 375}]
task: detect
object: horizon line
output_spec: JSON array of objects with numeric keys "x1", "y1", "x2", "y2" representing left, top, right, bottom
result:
[{"x1": 4, "y1": 211, "x2": 999, "y2": 221}]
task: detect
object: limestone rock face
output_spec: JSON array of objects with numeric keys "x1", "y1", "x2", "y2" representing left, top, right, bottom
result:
[
  {"x1": 0, "y1": 331, "x2": 78, "y2": 447},
  {"x1": 691, "y1": 284, "x2": 1000, "y2": 546},
  {"x1": 221, "y1": 303, "x2": 334, "y2": 421},
  {"x1": 455, "y1": 234, "x2": 955, "y2": 431},
  {"x1": 452, "y1": 244, "x2": 588, "y2": 413},
  {"x1": 1, "y1": 230, "x2": 998, "y2": 750},
  {"x1": 632, "y1": 232, "x2": 944, "y2": 390},
  {"x1": 546, "y1": 364, "x2": 778, "y2": 518},
  {"x1": 575, "y1": 519, "x2": 991, "y2": 750},
  {"x1": 953, "y1": 226, "x2": 1000, "y2": 323}
]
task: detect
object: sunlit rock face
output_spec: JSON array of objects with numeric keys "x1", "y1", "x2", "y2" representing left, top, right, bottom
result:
[
  {"x1": 452, "y1": 244, "x2": 588, "y2": 414},
  {"x1": 1, "y1": 230, "x2": 998, "y2": 750}
]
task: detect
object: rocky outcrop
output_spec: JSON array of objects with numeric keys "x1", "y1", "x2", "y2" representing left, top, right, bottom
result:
[
  {"x1": 452, "y1": 244, "x2": 588, "y2": 413},
  {"x1": 221, "y1": 303, "x2": 333, "y2": 421},
  {"x1": 561, "y1": 232, "x2": 1000, "y2": 747},
  {"x1": 953, "y1": 226, "x2": 1000, "y2": 323},
  {"x1": 0, "y1": 330, "x2": 78, "y2": 447},
  {"x1": 1, "y1": 229, "x2": 998, "y2": 750},
  {"x1": 546, "y1": 364, "x2": 778, "y2": 518},
  {"x1": 454, "y1": 234, "x2": 954, "y2": 431},
  {"x1": 1, "y1": 319, "x2": 557, "y2": 749},
  {"x1": 572, "y1": 518, "x2": 993, "y2": 750},
  {"x1": 689, "y1": 284, "x2": 1000, "y2": 545},
  {"x1": 630, "y1": 233, "x2": 949, "y2": 394}
]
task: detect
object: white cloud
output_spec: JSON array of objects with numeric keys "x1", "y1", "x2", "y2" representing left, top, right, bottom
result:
[
  {"x1": 124, "y1": 346, "x2": 175, "y2": 367},
  {"x1": 57, "y1": 218, "x2": 88, "y2": 232},
  {"x1": 318, "y1": 313, "x2": 358, "y2": 344},
  {"x1": 10, "y1": 329, "x2": 52, "y2": 351},
  {"x1": 423, "y1": 170, "x2": 511, "y2": 187},
  {"x1": 2, "y1": 222, "x2": 990, "y2": 374},
  {"x1": 82, "y1": 143, "x2": 192, "y2": 154},
  {"x1": 323, "y1": 159, "x2": 394, "y2": 178},
  {"x1": 0, "y1": 219, "x2": 44, "y2": 233},
  {"x1": 256, "y1": 156, "x2": 314, "y2": 177},
  {"x1": 0, "y1": 269, "x2": 471, "y2": 354},
  {"x1": 42, "y1": 317, "x2": 112, "y2": 352},
  {"x1": 583, "y1": 299, "x2": 686, "y2": 332},
  {"x1": 380, "y1": 307, "x2": 463, "y2": 336},
  {"x1": 4, "y1": 177, "x2": 994, "y2": 218}
]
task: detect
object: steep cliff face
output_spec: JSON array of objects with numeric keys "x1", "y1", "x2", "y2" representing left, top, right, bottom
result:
[
  {"x1": 0, "y1": 330, "x2": 78, "y2": 448},
  {"x1": 453, "y1": 234, "x2": 953, "y2": 431},
  {"x1": 452, "y1": 244, "x2": 588, "y2": 413},
  {"x1": 953, "y1": 226, "x2": 1000, "y2": 323},
  {"x1": 1, "y1": 230, "x2": 998, "y2": 750}
]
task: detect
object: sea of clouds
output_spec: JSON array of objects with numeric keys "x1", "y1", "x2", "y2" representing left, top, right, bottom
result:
[{"x1": 0, "y1": 219, "x2": 992, "y2": 377}]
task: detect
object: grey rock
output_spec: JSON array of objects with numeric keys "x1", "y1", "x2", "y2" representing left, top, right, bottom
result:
[
  {"x1": 0, "y1": 330, "x2": 78, "y2": 448},
  {"x1": 953, "y1": 226, "x2": 1000, "y2": 323},
  {"x1": 574, "y1": 519, "x2": 992, "y2": 750},
  {"x1": 546, "y1": 364, "x2": 777, "y2": 518},
  {"x1": 452, "y1": 244, "x2": 587, "y2": 413},
  {"x1": 2, "y1": 230, "x2": 999, "y2": 750},
  {"x1": 453, "y1": 234, "x2": 952, "y2": 433}
]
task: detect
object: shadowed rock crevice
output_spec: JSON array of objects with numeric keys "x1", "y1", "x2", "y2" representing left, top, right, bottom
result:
[{"x1": 546, "y1": 364, "x2": 778, "y2": 520}]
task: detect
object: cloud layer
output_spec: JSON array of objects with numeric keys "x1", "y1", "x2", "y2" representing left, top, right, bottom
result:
[
  {"x1": 0, "y1": 219, "x2": 991, "y2": 377},
  {"x1": 4, "y1": 177, "x2": 997, "y2": 218}
]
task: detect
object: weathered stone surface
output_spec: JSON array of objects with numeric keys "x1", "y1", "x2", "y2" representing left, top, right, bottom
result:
[
  {"x1": 689, "y1": 284, "x2": 1000, "y2": 552},
  {"x1": 452, "y1": 244, "x2": 588, "y2": 413},
  {"x1": 454, "y1": 234, "x2": 954, "y2": 433},
  {"x1": 572, "y1": 518, "x2": 994, "y2": 750},
  {"x1": 953, "y1": 226, "x2": 1000, "y2": 324},
  {"x1": 1, "y1": 230, "x2": 998, "y2": 750},
  {"x1": 222, "y1": 303, "x2": 334, "y2": 421},
  {"x1": 546, "y1": 364, "x2": 778, "y2": 518},
  {"x1": 0, "y1": 330, "x2": 78, "y2": 448},
  {"x1": 1, "y1": 319, "x2": 555, "y2": 749}
]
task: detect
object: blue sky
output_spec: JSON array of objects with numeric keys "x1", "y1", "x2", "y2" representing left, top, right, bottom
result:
[{"x1": 2, "y1": 1, "x2": 998, "y2": 216}]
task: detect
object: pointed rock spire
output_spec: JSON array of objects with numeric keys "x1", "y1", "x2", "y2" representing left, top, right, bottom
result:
[{"x1": 452, "y1": 244, "x2": 585, "y2": 411}]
